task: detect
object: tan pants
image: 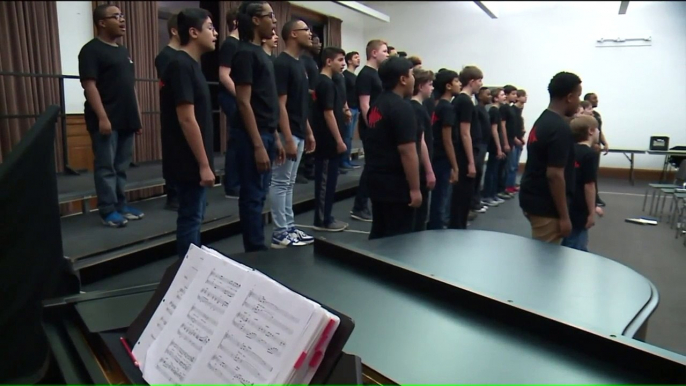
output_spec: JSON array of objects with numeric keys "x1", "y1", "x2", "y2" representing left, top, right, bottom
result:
[{"x1": 525, "y1": 213, "x2": 562, "y2": 244}]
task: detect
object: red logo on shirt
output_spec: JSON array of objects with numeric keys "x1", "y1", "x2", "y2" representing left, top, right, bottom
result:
[
  {"x1": 528, "y1": 127, "x2": 538, "y2": 143},
  {"x1": 159, "y1": 80, "x2": 165, "y2": 89},
  {"x1": 312, "y1": 92, "x2": 317, "y2": 102},
  {"x1": 368, "y1": 107, "x2": 382, "y2": 128},
  {"x1": 575, "y1": 161, "x2": 581, "y2": 168},
  {"x1": 431, "y1": 112, "x2": 438, "y2": 125}
]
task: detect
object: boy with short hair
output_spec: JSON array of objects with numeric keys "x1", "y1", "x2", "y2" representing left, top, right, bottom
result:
[{"x1": 562, "y1": 115, "x2": 602, "y2": 251}]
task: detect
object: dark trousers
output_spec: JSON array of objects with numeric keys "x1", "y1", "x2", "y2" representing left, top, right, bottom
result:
[
  {"x1": 428, "y1": 156, "x2": 452, "y2": 230},
  {"x1": 219, "y1": 92, "x2": 240, "y2": 194},
  {"x1": 176, "y1": 182, "x2": 207, "y2": 258},
  {"x1": 235, "y1": 128, "x2": 275, "y2": 252},
  {"x1": 89, "y1": 129, "x2": 134, "y2": 217},
  {"x1": 483, "y1": 150, "x2": 500, "y2": 199},
  {"x1": 497, "y1": 155, "x2": 508, "y2": 193},
  {"x1": 314, "y1": 156, "x2": 340, "y2": 227},
  {"x1": 449, "y1": 175, "x2": 476, "y2": 229},
  {"x1": 594, "y1": 148, "x2": 601, "y2": 203},
  {"x1": 413, "y1": 186, "x2": 429, "y2": 232},
  {"x1": 370, "y1": 200, "x2": 416, "y2": 240},
  {"x1": 471, "y1": 144, "x2": 487, "y2": 209},
  {"x1": 353, "y1": 125, "x2": 370, "y2": 213}
]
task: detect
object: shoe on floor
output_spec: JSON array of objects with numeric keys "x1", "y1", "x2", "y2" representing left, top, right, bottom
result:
[
  {"x1": 482, "y1": 199, "x2": 499, "y2": 207},
  {"x1": 493, "y1": 196, "x2": 506, "y2": 204},
  {"x1": 313, "y1": 219, "x2": 348, "y2": 232},
  {"x1": 295, "y1": 175, "x2": 309, "y2": 184},
  {"x1": 339, "y1": 168, "x2": 348, "y2": 175},
  {"x1": 119, "y1": 206, "x2": 144, "y2": 220},
  {"x1": 271, "y1": 231, "x2": 308, "y2": 249},
  {"x1": 497, "y1": 192, "x2": 512, "y2": 200},
  {"x1": 596, "y1": 197, "x2": 606, "y2": 207},
  {"x1": 468, "y1": 211, "x2": 478, "y2": 221},
  {"x1": 289, "y1": 227, "x2": 314, "y2": 245},
  {"x1": 224, "y1": 188, "x2": 239, "y2": 198},
  {"x1": 474, "y1": 206, "x2": 487, "y2": 214},
  {"x1": 340, "y1": 164, "x2": 353, "y2": 171},
  {"x1": 350, "y1": 208, "x2": 372, "y2": 222},
  {"x1": 349, "y1": 162, "x2": 361, "y2": 169},
  {"x1": 102, "y1": 211, "x2": 127, "y2": 228}
]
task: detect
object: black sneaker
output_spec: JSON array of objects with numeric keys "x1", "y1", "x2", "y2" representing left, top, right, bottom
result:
[
  {"x1": 225, "y1": 188, "x2": 239, "y2": 199},
  {"x1": 596, "y1": 196, "x2": 606, "y2": 207},
  {"x1": 350, "y1": 208, "x2": 372, "y2": 222}
]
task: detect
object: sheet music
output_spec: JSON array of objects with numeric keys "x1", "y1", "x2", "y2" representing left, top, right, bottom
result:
[
  {"x1": 142, "y1": 253, "x2": 252, "y2": 385},
  {"x1": 186, "y1": 273, "x2": 317, "y2": 385},
  {"x1": 133, "y1": 245, "x2": 207, "y2": 368}
]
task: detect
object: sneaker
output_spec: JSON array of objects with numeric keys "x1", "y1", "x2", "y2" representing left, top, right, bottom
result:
[
  {"x1": 482, "y1": 199, "x2": 499, "y2": 207},
  {"x1": 350, "y1": 208, "x2": 372, "y2": 222},
  {"x1": 474, "y1": 206, "x2": 487, "y2": 214},
  {"x1": 349, "y1": 162, "x2": 362, "y2": 169},
  {"x1": 119, "y1": 206, "x2": 144, "y2": 220},
  {"x1": 340, "y1": 164, "x2": 353, "y2": 171},
  {"x1": 493, "y1": 196, "x2": 506, "y2": 204},
  {"x1": 271, "y1": 231, "x2": 308, "y2": 249},
  {"x1": 102, "y1": 211, "x2": 127, "y2": 228},
  {"x1": 468, "y1": 212, "x2": 478, "y2": 221},
  {"x1": 339, "y1": 168, "x2": 348, "y2": 175},
  {"x1": 289, "y1": 227, "x2": 314, "y2": 245},
  {"x1": 596, "y1": 197, "x2": 606, "y2": 207},
  {"x1": 224, "y1": 188, "x2": 239, "y2": 199},
  {"x1": 313, "y1": 219, "x2": 348, "y2": 232},
  {"x1": 497, "y1": 192, "x2": 512, "y2": 200}
]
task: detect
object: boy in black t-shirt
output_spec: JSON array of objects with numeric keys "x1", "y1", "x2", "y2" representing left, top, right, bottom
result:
[
  {"x1": 78, "y1": 4, "x2": 143, "y2": 228},
  {"x1": 409, "y1": 67, "x2": 436, "y2": 231},
  {"x1": 350, "y1": 39, "x2": 389, "y2": 223},
  {"x1": 365, "y1": 57, "x2": 421, "y2": 240},
  {"x1": 298, "y1": 33, "x2": 321, "y2": 183},
  {"x1": 311, "y1": 47, "x2": 349, "y2": 232},
  {"x1": 155, "y1": 14, "x2": 180, "y2": 211},
  {"x1": 342, "y1": 51, "x2": 361, "y2": 169},
  {"x1": 427, "y1": 70, "x2": 460, "y2": 230},
  {"x1": 562, "y1": 115, "x2": 602, "y2": 252},
  {"x1": 482, "y1": 88, "x2": 507, "y2": 205},
  {"x1": 497, "y1": 85, "x2": 517, "y2": 199},
  {"x1": 519, "y1": 72, "x2": 582, "y2": 244},
  {"x1": 218, "y1": 7, "x2": 241, "y2": 197},
  {"x1": 232, "y1": 2, "x2": 285, "y2": 252},
  {"x1": 159, "y1": 8, "x2": 218, "y2": 258},
  {"x1": 449, "y1": 66, "x2": 483, "y2": 229},
  {"x1": 508, "y1": 89, "x2": 527, "y2": 193}
]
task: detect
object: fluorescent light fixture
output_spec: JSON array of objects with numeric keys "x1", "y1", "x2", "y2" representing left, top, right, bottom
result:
[
  {"x1": 619, "y1": 1, "x2": 629, "y2": 14},
  {"x1": 334, "y1": 1, "x2": 391, "y2": 23},
  {"x1": 474, "y1": 1, "x2": 498, "y2": 19}
]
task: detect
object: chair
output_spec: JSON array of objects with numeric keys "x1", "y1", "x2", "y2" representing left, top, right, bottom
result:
[{"x1": 644, "y1": 159, "x2": 686, "y2": 214}]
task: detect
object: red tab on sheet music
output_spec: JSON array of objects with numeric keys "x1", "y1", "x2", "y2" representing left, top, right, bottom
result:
[
  {"x1": 294, "y1": 351, "x2": 307, "y2": 369},
  {"x1": 309, "y1": 318, "x2": 337, "y2": 368}
]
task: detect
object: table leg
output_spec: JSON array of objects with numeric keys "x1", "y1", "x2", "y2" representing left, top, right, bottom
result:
[{"x1": 630, "y1": 153, "x2": 635, "y2": 185}]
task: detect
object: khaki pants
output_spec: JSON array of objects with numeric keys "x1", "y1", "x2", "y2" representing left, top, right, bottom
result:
[{"x1": 525, "y1": 213, "x2": 562, "y2": 244}]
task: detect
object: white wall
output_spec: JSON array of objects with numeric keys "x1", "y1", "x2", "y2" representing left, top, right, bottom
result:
[
  {"x1": 56, "y1": 1, "x2": 93, "y2": 114},
  {"x1": 364, "y1": 1, "x2": 686, "y2": 169}
]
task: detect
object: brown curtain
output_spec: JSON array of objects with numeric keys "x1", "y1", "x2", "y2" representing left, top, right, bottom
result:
[
  {"x1": 94, "y1": 1, "x2": 162, "y2": 201},
  {"x1": 271, "y1": 1, "x2": 291, "y2": 55},
  {"x1": 0, "y1": 1, "x2": 63, "y2": 169},
  {"x1": 326, "y1": 16, "x2": 342, "y2": 48}
]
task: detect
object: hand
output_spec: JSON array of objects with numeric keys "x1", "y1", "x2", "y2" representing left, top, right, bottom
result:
[
  {"x1": 136, "y1": 128, "x2": 142, "y2": 135},
  {"x1": 199, "y1": 165, "x2": 215, "y2": 187},
  {"x1": 426, "y1": 171, "x2": 436, "y2": 190},
  {"x1": 602, "y1": 143, "x2": 610, "y2": 155},
  {"x1": 99, "y1": 118, "x2": 112, "y2": 136},
  {"x1": 559, "y1": 217, "x2": 572, "y2": 238},
  {"x1": 595, "y1": 206, "x2": 605, "y2": 217},
  {"x1": 585, "y1": 214, "x2": 596, "y2": 229},
  {"x1": 592, "y1": 143, "x2": 601, "y2": 153},
  {"x1": 284, "y1": 138, "x2": 298, "y2": 161},
  {"x1": 409, "y1": 188, "x2": 422, "y2": 208},
  {"x1": 336, "y1": 140, "x2": 347, "y2": 154},
  {"x1": 254, "y1": 146, "x2": 271, "y2": 173},
  {"x1": 449, "y1": 168, "x2": 459, "y2": 184},
  {"x1": 497, "y1": 150, "x2": 506, "y2": 160},
  {"x1": 344, "y1": 109, "x2": 352, "y2": 123},
  {"x1": 514, "y1": 138, "x2": 523, "y2": 147},
  {"x1": 276, "y1": 141, "x2": 286, "y2": 166},
  {"x1": 305, "y1": 134, "x2": 316, "y2": 153},
  {"x1": 467, "y1": 163, "x2": 476, "y2": 178},
  {"x1": 503, "y1": 144, "x2": 511, "y2": 153}
]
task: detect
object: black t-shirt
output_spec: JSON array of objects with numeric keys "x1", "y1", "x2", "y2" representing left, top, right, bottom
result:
[
  {"x1": 423, "y1": 98, "x2": 437, "y2": 120},
  {"x1": 154, "y1": 45, "x2": 177, "y2": 79},
  {"x1": 365, "y1": 91, "x2": 418, "y2": 203},
  {"x1": 160, "y1": 51, "x2": 214, "y2": 184},
  {"x1": 488, "y1": 105, "x2": 502, "y2": 154},
  {"x1": 343, "y1": 70, "x2": 358, "y2": 108},
  {"x1": 411, "y1": 100, "x2": 431, "y2": 186},
  {"x1": 312, "y1": 74, "x2": 345, "y2": 158},
  {"x1": 500, "y1": 103, "x2": 518, "y2": 144},
  {"x1": 513, "y1": 105, "x2": 525, "y2": 140},
  {"x1": 593, "y1": 110, "x2": 603, "y2": 132},
  {"x1": 78, "y1": 38, "x2": 140, "y2": 132},
  {"x1": 355, "y1": 66, "x2": 383, "y2": 131},
  {"x1": 431, "y1": 99, "x2": 456, "y2": 159},
  {"x1": 231, "y1": 42, "x2": 279, "y2": 133},
  {"x1": 519, "y1": 109, "x2": 576, "y2": 218},
  {"x1": 452, "y1": 93, "x2": 481, "y2": 171},
  {"x1": 569, "y1": 144, "x2": 598, "y2": 229},
  {"x1": 218, "y1": 36, "x2": 239, "y2": 96},
  {"x1": 476, "y1": 104, "x2": 491, "y2": 146},
  {"x1": 333, "y1": 72, "x2": 347, "y2": 107},
  {"x1": 301, "y1": 54, "x2": 319, "y2": 91},
  {"x1": 274, "y1": 52, "x2": 309, "y2": 139}
]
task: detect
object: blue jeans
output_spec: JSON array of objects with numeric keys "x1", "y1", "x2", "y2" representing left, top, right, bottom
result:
[
  {"x1": 506, "y1": 145, "x2": 523, "y2": 189},
  {"x1": 341, "y1": 108, "x2": 359, "y2": 166},
  {"x1": 235, "y1": 128, "x2": 276, "y2": 252},
  {"x1": 219, "y1": 92, "x2": 240, "y2": 194},
  {"x1": 176, "y1": 182, "x2": 208, "y2": 258},
  {"x1": 562, "y1": 228, "x2": 589, "y2": 252},
  {"x1": 428, "y1": 156, "x2": 452, "y2": 230},
  {"x1": 314, "y1": 156, "x2": 340, "y2": 227},
  {"x1": 483, "y1": 151, "x2": 500, "y2": 200},
  {"x1": 89, "y1": 130, "x2": 134, "y2": 217},
  {"x1": 269, "y1": 134, "x2": 305, "y2": 235}
]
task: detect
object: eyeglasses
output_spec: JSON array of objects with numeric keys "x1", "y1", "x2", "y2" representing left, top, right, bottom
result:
[
  {"x1": 257, "y1": 12, "x2": 276, "y2": 20},
  {"x1": 292, "y1": 28, "x2": 310, "y2": 32},
  {"x1": 103, "y1": 13, "x2": 124, "y2": 21}
]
